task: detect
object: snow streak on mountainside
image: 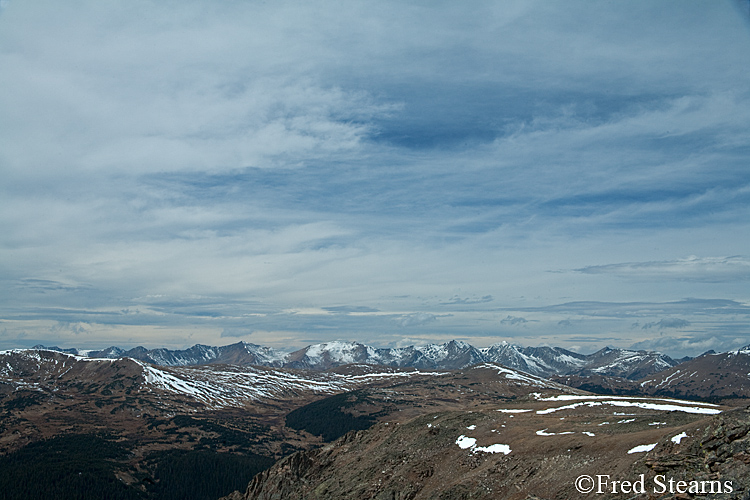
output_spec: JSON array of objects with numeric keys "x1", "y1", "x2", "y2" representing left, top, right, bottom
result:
[
  {"x1": 0, "y1": 349, "x2": 473, "y2": 410},
  {"x1": 471, "y1": 363, "x2": 559, "y2": 389},
  {"x1": 0, "y1": 348, "x2": 578, "y2": 411},
  {"x1": 636, "y1": 345, "x2": 750, "y2": 401},
  {"x1": 137, "y1": 361, "x2": 452, "y2": 409},
  {"x1": 35, "y1": 340, "x2": 684, "y2": 380},
  {"x1": 222, "y1": 395, "x2": 746, "y2": 500},
  {"x1": 84, "y1": 342, "x2": 289, "y2": 367}
]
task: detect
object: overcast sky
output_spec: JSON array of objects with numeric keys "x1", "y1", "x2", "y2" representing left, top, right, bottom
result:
[{"x1": 1, "y1": 0, "x2": 749, "y2": 357}]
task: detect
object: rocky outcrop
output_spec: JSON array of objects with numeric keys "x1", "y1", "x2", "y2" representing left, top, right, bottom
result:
[
  {"x1": 641, "y1": 407, "x2": 750, "y2": 499},
  {"x1": 223, "y1": 403, "x2": 750, "y2": 500}
]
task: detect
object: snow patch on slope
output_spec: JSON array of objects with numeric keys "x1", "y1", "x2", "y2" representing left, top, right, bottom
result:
[{"x1": 136, "y1": 361, "x2": 450, "y2": 409}]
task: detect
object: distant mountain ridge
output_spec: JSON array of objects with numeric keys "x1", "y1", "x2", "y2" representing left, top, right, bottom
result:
[
  {"x1": 551, "y1": 345, "x2": 750, "y2": 401},
  {"x1": 33, "y1": 339, "x2": 683, "y2": 381}
]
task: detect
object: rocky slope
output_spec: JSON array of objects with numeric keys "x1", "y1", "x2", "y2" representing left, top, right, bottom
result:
[
  {"x1": 224, "y1": 396, "x2": 750, "y2": 500},
  {"x1": 638, "y1": 346, "x2": 750, "y2": 401},
  {"x1": 2, "y1": 346, "x2": 748, "y2": 499},
  {"x1": 0, "y1": 349, "x2": 538, "y2": 499},
  {"x1": 80, "y1": 342, "x2": 288, "y2": 368},
  {"x1": 554, "y1": 345, "x2": 750, "y2": 403}
]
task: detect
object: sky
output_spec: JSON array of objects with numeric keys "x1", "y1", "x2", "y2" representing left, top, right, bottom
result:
[{"x1": 1, "y1": 0, "x2": 749, "y2": 358}]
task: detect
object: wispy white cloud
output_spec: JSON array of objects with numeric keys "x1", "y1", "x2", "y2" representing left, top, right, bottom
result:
[
  {"x1": 511, "y1": 298, "x2": 750, "y2": 319},
  {"x1": 442, "y1": 295, "x2": 494, "y2": 305},
  {"x1": 500, "y1": 315, "x2": 529, "y2": 326},
  {"x1": 637, "y1": 318, "x2": 691, "y2": 330},
  {"x1": 575, "y1": 256, "x2": 750, "y2": 282},
  {"x1": 395, "y1": 313, "x2": 439, "y2": 328},
  {"x1": 630, "y1": 335, "x2": 747, "y2": 358}
]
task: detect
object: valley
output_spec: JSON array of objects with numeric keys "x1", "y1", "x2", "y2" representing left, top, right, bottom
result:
[{"x1": 1, "y1": 342, "x2": 749, "y2": 499}]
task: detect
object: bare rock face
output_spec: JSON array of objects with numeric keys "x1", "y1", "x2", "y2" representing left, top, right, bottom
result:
[
  {"x1": 224, "y1": 400, "x2": 750, "y2": 500},
  {"x1": 242, "y1": 446, "x2": 326, "y2": 500},
  {"x1": 642, "y1": 408, "x2": 750, "y2": 499}
]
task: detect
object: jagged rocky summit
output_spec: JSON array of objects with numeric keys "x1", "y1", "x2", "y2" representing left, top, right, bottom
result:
[{"x1": 33, "y1": 339, "x2": 687, "y2": 381}]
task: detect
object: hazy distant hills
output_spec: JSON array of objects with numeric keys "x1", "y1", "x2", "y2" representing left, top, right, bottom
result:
[{"x1": 35, "y1": 339, "x2": 680, "y2": 381}]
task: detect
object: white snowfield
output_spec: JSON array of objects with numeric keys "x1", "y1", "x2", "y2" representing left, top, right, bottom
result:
[
  {"x1": 303, "y1": 341, "x2": 376, "y2": 365},
  {"x1": 136, "y1": 358, "x2": 566, "y2": 409},
  {"x1": 0, "y1": 350, "x2": 119, "y2": 393},
  {"x1": 536, "y1": 429, "x2": 574, "y2": 436},
  {"x1": 494, "y1": 394, "x2": 721, "y2": 418},
  {"x1": 532, "y1": 394, "x2": 719, "y2": 406},
  {"x1": 628, "y1": 443, "x2": 657, "y2": 454},
  {"x1": 531, "y1": 393, "x2": 721, "y2": 415},
  {"x1": 0, "y1": 349, "x2": 117, "y2": 365},
  {"x1": 0, "y1": 348, "x2": 451, "y2": 409},
  {"x1": 589, "y1": 350, "x2": 673, "y2": 376},
  {"x1": 1, "y1": 348, "x2": 581, "y2": 411},
  {"x1": 138, "y1": 361, "x2": 449, "y2": 409},
  {"x1": 536, "y1": 400, "x2": 721, "y2": 415},
  {"x1": 455, "y1": 435, "x2": 477, "y2": 449},
  {"x1": 472, "y1": 363, "x2": 563, "y2": 388},
  {"x1": 473, "y1": 443, "x2": 511, "y2": 455},
  {"x1": 671, "y1": 432, "x2": 688, "y2": 444},
  {"x1": 455, "y1": 435, "x2": 511, "y2": 455}
]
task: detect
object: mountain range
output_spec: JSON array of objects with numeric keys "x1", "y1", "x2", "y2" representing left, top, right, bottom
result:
[
  {"x1": 0, "y1": 346, "x2": 581, "y2": 500},
  {"x1": 555, "y1": 345, "x2": 750, "y2": 402},
  {"x1": 2, "y1": 342, "x2": 749, "y2": 499},
  {"x1": 36, "y1": 339, "x2": 681, "y2": 381}
]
